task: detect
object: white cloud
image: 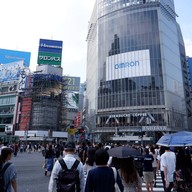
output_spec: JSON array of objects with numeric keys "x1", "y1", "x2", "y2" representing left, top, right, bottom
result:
[{"x1": 184, "y1": 38, "x2": 192, "y2": 57}]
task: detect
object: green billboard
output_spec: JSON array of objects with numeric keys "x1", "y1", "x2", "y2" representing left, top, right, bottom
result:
[
  {"x1": 37, "y1": 39, "x2": 63, "y2": 66},
  {"x1": 37, "y1": 52, "x2": 62, "y2": 66}
]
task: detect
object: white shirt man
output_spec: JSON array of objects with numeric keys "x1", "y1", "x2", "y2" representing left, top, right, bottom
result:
[
  {"x1": 161, "y1": 147, "x2": 176, "y2": 192},
  {"x1": 48, "y1": 142, "x2": 85, "y2": 192}
]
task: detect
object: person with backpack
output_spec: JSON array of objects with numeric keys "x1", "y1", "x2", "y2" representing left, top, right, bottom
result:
[
  {"x1": 48, "y1": 141, "x2": 84, "y2": 192},
  {"x1": 0, "y1": 147, "x2": 17, "y2": 192}
]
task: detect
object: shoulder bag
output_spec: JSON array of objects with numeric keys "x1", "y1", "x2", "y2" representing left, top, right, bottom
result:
[{"x1": 112, "y1": 167, "x2": 121, "y2": 192}]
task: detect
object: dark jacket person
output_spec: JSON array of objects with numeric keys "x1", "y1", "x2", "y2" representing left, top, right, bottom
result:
[{"x1": 85, "y1": 148, "x2": 124, "y2": 192}]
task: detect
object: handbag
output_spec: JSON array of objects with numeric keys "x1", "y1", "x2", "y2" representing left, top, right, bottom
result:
[{"x1": 112, "y1": 167, "x2": 121, "y2": 192}]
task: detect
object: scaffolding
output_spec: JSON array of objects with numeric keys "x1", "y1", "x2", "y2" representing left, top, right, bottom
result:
[{"x1": 19, "y1": 73, "x2": 65, "y2": 132}]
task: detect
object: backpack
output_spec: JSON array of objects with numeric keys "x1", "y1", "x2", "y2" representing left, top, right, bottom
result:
[
  {"x1": 0, "y1": 162, "x2": 12, "y2": 192},
  {"x1": 56, "y1": 159, "x2": 80, "y2": 192}
]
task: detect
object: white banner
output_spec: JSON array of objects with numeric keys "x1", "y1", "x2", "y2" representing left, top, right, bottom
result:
[{"x1": 106, "y1": 49, "x2": 151, "y2": 81}]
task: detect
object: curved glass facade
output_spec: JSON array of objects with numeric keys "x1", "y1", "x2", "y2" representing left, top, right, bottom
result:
[
  {"x1": 86, "y1": 0, "x2": 188, "y2": 141},
  {"x1": 98, "y1": 9, "x2": 164, "y2": 109}
]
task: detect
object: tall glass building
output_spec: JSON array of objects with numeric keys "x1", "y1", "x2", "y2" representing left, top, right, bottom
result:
[{"x1": 86, "y1": 0, "x2": 190, "y2": 142}]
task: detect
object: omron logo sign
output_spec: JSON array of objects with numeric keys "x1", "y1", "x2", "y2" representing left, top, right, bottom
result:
[
  {"x1": 106, "y1": 49, "x2": 151, "y2": 81},
  {"x1": 114, "y1": 61, "x2": 139, "y2": 69},
  {"x1": 39, "y1": 56, "x2": 61, "y2": 62}
]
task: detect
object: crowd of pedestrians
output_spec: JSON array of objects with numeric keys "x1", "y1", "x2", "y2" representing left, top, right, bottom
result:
[
  {"x1": 1, "y1": 140, "x2": 192, "y2": 192},
  {"x1": 42, "y1": 141, "x2": 192, "y2": 192}
]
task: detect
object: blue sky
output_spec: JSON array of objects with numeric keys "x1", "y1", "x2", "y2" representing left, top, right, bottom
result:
[
  {"x1": 174, "y1": 0, "x2": 192, "y2": 56},
  {"x1": 0, "y1": 0, "x2": 191, "y2": 82}
]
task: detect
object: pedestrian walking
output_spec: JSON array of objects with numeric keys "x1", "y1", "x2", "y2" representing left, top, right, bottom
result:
[
  {"x1": 85, "y1": 148, "x2": 124, "y2": 192},
  {"x1": 27, "y1": 142, "x2": 32, "y2": 153},
  {"x1": 161, "y1": 146, "x2": 176, "y2": 192},
  {"x1": 112, "y1": 157, "x2": 142, "y2": 192},
  {"x1": 48, "y1": 141, "x2": 84, "y2": 192},
  {"x1": 0, "y1": 147, "x2": 17, "y2": 192},
  {"x1": 157, "y1": 146, "x2": 166, "y2": 190},
  {"x1": 13, "y1": 143, "x2": 18, "y2": 157},
  {"x1": 83, "y1": 144, "x2": 96, "y2": 175},
  {"x1": 149, "y1": 146, "x2": 158, "y2": 187},
  {"x1": 44, "y1": 144, "x2": 55, "y2": 176},
  {"x1": 77, "y1": 142, "x2": 87, "y2": 165},
  {"x1": 143, "y1": 148, "x2": 154, "y2": 192}
]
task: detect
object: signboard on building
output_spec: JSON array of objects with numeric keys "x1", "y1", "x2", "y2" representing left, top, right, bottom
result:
[
  {"x1": 0, "y1": 48, "x2": 31, "y2": 67},
  {"x1": 37, "y1": 39, "x2": 63, "y2": 66},
  {"x1": 19, "y1": 98, "x2": 32, "y2": 131},
  {"x1": 106, "y1": 49, "x2": 151, "y2": 81},
  {"x1": 5, "y1": 124, "x2": 13, "y2": 133},
  {"x1": 142, "y1": 126, "x2": 168, "y2": 131},
  {"x1": 0, "y1": 61, "x2": 24, "y2": 83},
  {"x1": 63, "y1": 76, "x2": 80, "y2": 91},
  {"x1": 77, "y1": 112, "x2": 81, "y2": 127},
  {"x1": 66, "y1": 92, "x2": 79, "y2": 109}
]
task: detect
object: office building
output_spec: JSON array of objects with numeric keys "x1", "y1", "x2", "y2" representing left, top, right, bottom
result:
[{"x1": 86, "y1": 0, "x2": 190, "y2": 142}]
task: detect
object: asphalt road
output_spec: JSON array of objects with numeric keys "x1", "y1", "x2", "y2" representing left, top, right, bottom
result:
[{"x1": 12, "y1": 151, "x2": 50, "y2": 192}]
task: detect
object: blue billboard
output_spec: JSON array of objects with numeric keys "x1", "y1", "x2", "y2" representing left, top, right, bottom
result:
[
  {"x1": 38, "y1": 39, "x2": 63, "y2": 54},
  {"x1": 0, "y1": 48, "x2": 31, "y2": 67}
]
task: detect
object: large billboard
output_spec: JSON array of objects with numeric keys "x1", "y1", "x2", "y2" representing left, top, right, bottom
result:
[
  {"x1": 63, "y1": 76, "x2": 80, "y2": 91},
  {"x1": 62, "y1": 76, "x2": 80, "y2": 110},
  {"x1": 106, "y1": 49, "x2": 151, "y2": 81},
  {"x1": 0, "y1": 61, "x2": 24, "y2": 83},
  {"x1": 37, "y1": 39, "x2": 63, "y2": 66},
  {"x1": 66, "y1": 92, "x2": 79, "y2": 109},
  {"x1": 0, "y1": 48, "x2": 31, "y2": 67}
]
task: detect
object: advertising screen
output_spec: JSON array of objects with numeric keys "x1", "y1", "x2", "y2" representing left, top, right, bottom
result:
[
  {"x1": 66, "y1": 92, "x2": 79, "y2": 109},
  {"x1": 0, "y1": 48, "x2": 31, "y2": 67},
  {"x1": 37, "y1": 39, "x2": 63, "y2": 66},
  {"x1": 0, "y1": 61, "x2": 24, "y2": 82},
  {"x1": 106, "y1": 49, "x2": 151, "y2": 81}
]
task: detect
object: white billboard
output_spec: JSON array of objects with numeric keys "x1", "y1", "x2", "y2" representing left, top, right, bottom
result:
[
  {"x1": 106, "y1": 49, "x2": 151, "y2": 81},
  {"x1": 66, "y1": 92, "x2": 79, "y2": 109},
  {"x1": 0, "y1": 60, "x2": 24, "y2": 82}
]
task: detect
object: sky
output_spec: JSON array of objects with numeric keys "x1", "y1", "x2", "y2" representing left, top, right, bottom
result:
[{"x1": 0, "y1": 0, "x2": 191, "y2": 83}]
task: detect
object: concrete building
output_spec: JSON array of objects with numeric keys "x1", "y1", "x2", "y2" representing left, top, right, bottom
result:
[
  {"x1": 85, "y1": 0, "x2": 190, "y2": 143},
  {"x1": 0, "y1": 48, "x2": 31, "y2": 143}
]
